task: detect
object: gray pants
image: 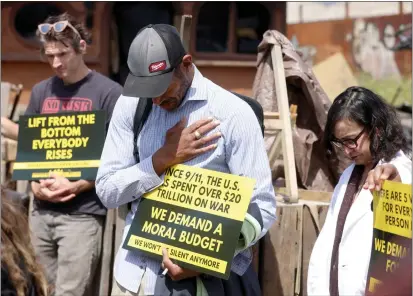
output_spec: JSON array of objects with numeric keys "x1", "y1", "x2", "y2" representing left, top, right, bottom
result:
[{"x1": 30, "y1": 210, "x2": 104, "y2": 296}]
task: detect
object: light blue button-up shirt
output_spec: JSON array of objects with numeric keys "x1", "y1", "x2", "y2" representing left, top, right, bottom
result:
[{"x1": 96, "y1": 66, "x2": 276, "y2": 294}]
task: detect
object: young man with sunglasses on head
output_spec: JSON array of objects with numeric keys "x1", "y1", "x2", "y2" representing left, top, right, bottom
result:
[
  {"x1": 96, "y1": 24, "x2": 276, "y2": 296},
  {"x1": 23, "y1": 12, "x2": 122, "y2": 296}
]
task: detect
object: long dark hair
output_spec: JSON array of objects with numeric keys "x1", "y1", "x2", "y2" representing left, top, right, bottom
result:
[
  {"x1": 1, "y1": 189, "x2": 49, "y2": 296},
  {"x1": 324, "y1": 86, "x2": 409, "y2": 163}
]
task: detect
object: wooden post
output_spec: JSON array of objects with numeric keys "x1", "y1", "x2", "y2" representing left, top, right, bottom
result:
[
  {"x1": 179, "y1": 15, "x2": 193, "y2": 52},
  {"x1": 97, "y1": 209, "x2": 115, "y2": 296},
  {"x1": 1, "y1": 82, "x2": 10, "y2": 117},
  {"x1": 260, "y1": 200, "x2": 330, "y2": 296},
  {"x1": 260, "y1": 203, "x2": 302, "y2": 296},
  {"x1": 299, "y1": 4, "x2": 303, "y2": 24},
  {"x1": 264, "y1": 105, "x2": 298, "y2": 171},
  {"x1": 270, "y1": 45, "x2": 299, "y2": 203},
  {"x1": 345, "y1": 2, "x2": 349, "y2": 19}
]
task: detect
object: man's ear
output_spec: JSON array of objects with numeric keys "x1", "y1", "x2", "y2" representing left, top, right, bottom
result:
[
  {"x1": 182, "y1": 54, "x2": 192, "y2": 68},
  {"x1": 79, "y1": 40, "x2": 87, "y2": 54}
]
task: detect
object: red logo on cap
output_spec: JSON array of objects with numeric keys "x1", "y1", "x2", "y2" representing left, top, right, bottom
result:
[{"x1": 149, "y1": 61, "x2": 167, "y2": 73}]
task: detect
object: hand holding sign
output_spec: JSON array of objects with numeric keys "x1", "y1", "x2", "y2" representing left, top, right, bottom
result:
[
  {"x1": 162, "y1": 248, "x2": 200, "y2": 281},
  {"x1": 365, "y1": 180, "x2": 411, "y2": 295},
  {"x1": 153, "y1": 118, "x2": 221, "y2": 175},
  {"x1": 363, "y1": 164, "x2": 401, "y2": 191}
]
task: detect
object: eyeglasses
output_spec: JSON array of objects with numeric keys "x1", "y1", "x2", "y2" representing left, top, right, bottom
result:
[
  {"x1": 331, "y1": 128, "x2": 366, "y2": 150},
  {"x1": 38, "y1": 21, "x2": 81, "y2": 39}
]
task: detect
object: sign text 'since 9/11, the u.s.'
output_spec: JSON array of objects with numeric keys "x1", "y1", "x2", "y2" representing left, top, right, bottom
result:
[{"x1": 123, "y1": 164, "x2": 256, "y2": 279}]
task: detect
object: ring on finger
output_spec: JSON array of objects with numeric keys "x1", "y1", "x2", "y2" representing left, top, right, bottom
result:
[{"x1": 194, "y1": 130, "x2": 202, "y2": 140}]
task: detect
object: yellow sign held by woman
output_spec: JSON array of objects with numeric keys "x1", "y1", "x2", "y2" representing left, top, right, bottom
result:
[{"x1": 366, "y1": 180, "x2": 412, "y2": 295}]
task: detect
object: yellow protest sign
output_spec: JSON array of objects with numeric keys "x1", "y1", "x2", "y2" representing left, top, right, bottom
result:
[
  {"x1": 366, "y1": 180, "x2": 412, "y2": 295},
  {"x1": 144, "y1": 165, "x2": 255, "y2": 221},
  {"x1": 373, "y1": 181, "x2": 412, "y2": 238},
  {"x1": 123, "y1": 164, "x2": 256, "y2": 279},
  {"x1": 12, "y1": 111, "x2": 106, "y2": 180}
]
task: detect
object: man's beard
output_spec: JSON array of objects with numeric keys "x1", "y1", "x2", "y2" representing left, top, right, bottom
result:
[
  {"x1": 159, "y1": 98, "x2": 176, "y2": 106},
  {"x1": 159, "y1": 78, "x2": 191, "y2": 108}
]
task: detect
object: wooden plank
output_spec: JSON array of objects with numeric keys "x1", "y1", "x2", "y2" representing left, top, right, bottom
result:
[
  {"x1": 28, "y1": 191, "x2": 34, "y2": 215},
  {"x1": 194, "y1": 60, "x2": 257, "y2": 67},
  {"x1": 260, "y1": 203, "x2": 302, "y2": 296},
  {"x1": 260, "y1": 201, "x2": 330, "y2": 296},
  {"x1": 276, "y1": 187, "x2": 333, "y2": 203},
  {"x1": 264, "y1": 110, "x2": 298, "y2": 131},
  {"x1": 1, "y1": 82, "x2": 11, "y2": 117},
  {"x1": 5, "y1": 138, "x2": 17, "y2": 161},
  {"x1": 300, "y1": 202, "x2": 329, "y2": 296},
  {"x1": 179, "y1": 15, "x2": 192, "y2": 52},
  {"x1": 98, "y1": 209, "x2": 115, "y2": 296},
  {"x1": 271, "y1": 45, "x2": 299, "y2": 203},
  {"x1": 8, "y1": 161, "x2": 14, "y2": 175},
  {"x1": 1, "y1": 160, "x2": 6, "y2": 184},
  {"x1": 264, "y1": 110, "x2": 298, "y2": 121},
  {"x1": 266, "y1": 131, "x2": 283, "y2": 166},
  {"x1": 295, "y1": 206, "x2": 303, "y2": 296},
  {"x1": 264, "y1": 118, "x2": 283, "y2": 131},
  {"x1": 264, "y1": 106, "x2": 298, "y2": 172},
  {"x1": 16, "y1": 180, "x2": 29, "y2": 194},
  {"x1": 1, "y1": 138, "x2": 5, "y2": 160}
]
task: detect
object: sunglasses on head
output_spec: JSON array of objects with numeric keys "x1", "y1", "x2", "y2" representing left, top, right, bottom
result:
[{"x1": 38, "y1": 21, "x2": 81, "y2": 38}]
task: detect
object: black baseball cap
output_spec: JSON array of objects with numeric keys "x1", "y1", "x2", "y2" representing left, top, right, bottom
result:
[{"x1": 123, "y1": 24, "x2": 186, "y2": 98}]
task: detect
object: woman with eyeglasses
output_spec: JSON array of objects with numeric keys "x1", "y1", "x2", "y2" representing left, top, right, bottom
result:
[{"x1": 307, "y1": 86, "x2": 411, "y2": 296}]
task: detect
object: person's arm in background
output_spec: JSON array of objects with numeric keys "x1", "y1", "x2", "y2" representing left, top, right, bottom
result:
[
  {"x1": 225, "y1": 103, "x2": 277, "y2": 253},
  {"x1": 1, "y1": 83, "x2": 43, "y2": 141},
  {"x1": 1, "y1": 117, "x2": 18, "y2": 140},
  {"x1": 101, "y1": 83, "x2": 123, "y2": 131}
]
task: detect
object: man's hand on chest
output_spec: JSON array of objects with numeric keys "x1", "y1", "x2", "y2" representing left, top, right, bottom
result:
[{"x1": 152, "y1": 117, "x2": 222, "y2": 175}]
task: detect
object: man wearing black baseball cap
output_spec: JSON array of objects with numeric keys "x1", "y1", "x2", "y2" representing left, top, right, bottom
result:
[{"x1": 97, "y1": 24, "x2": 275, "y2": 296}]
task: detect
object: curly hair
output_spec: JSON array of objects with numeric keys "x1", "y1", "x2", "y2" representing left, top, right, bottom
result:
[
  {"x1": 324, "y1": 86, "x2": 409, "y2": 163},
  {"x1": 1, "y1": 190, "x2": 49, "y2": 296},
  {"x1": 36, "y1": 12, "x2": 91, "y2": 54}
]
